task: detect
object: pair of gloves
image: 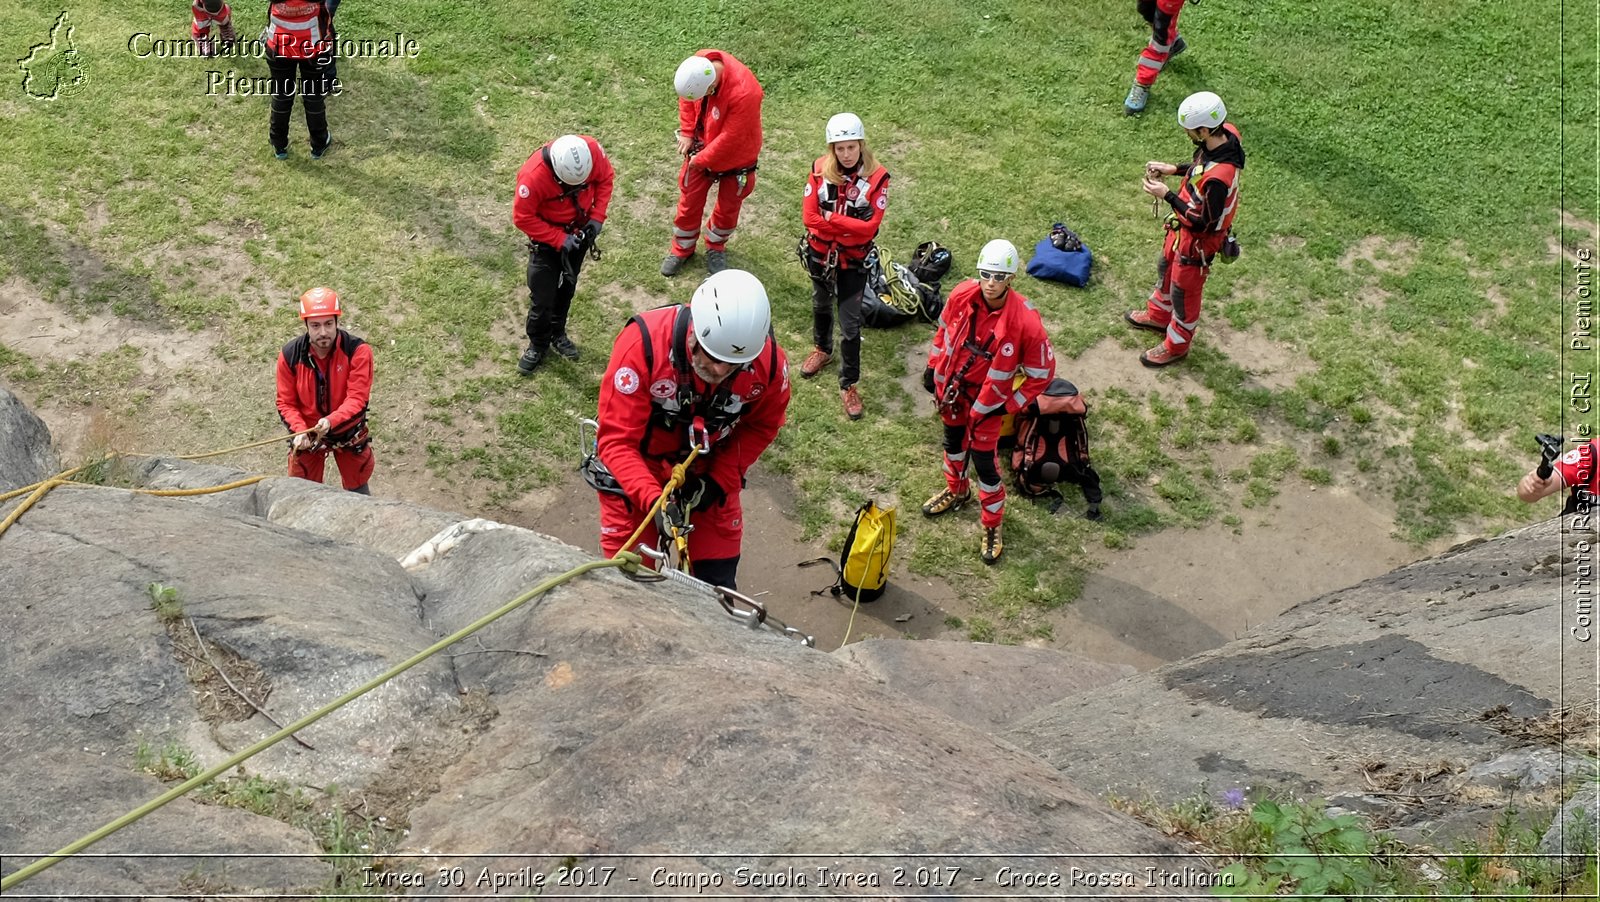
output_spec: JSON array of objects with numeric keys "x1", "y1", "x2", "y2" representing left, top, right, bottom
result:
[{"x1": 560, "y1": 221, "x2": 603, "y2": 255}]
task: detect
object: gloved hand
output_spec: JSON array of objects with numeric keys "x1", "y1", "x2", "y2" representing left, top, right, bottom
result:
[
  {"x1": 583, "y1": 221, "x2": 603, "y2": 244},
  {"x1": 661, "y1": 497, "x2": 690, "y2": 534},
  {"x1": 561, "y1": 232, "x2": 584, "y2": 255},
  {"x1": 681, "y1": 473, "x2": 726, "y2": 512},
  {"x1": 922, "y1": 366, "x2": 936, "y2": 394}
]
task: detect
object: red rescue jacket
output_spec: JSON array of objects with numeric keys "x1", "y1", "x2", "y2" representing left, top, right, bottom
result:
[
  {"x1": 1165, "y1": 122, "x2": 1244, "y2": 258},
  {"x1": 928, "y1": 281, "x2": 1056, "y2": 422},
  {"x1": 275, "y1": 329, "x2": 373, "y2": 446},
  {"x1": 264, "y1": 0, "x2": 332, "y2": 60},
  {"x1": 597, "y1": 305, "x2": 789, "y2": 509},
  {"x1": 512, "y1": 136, "x2": 616, "y2": 249},
  {"x1": 679, "y1": 49, "x2": 763, "y2": 175},
  {"x1": 802, "y1": 157, "x2": 890, "y2": 267}
]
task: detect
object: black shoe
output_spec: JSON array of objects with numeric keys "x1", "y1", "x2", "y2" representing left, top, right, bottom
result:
[
  {"x1": 517, "y1": 346, "x2": 546, "y2": 375},
  {"x1": 660, "y1": 254, "x2": 690, "y2": 277},
  {"x1": 1170, "y1": 35, "x2": 1187, "y2": 58},
  {"x1": 311, "y1": 134, "x2": 331, "y2": 159},
  {"x1": 705, "y1": 250, "x2": 728, "y2": 274},
  {"x1": 273, "y1": 146, "x2": 289, "y2": 160},
  {"x1": 552, "y1": 336, "x2": 580, "y2": 361}
]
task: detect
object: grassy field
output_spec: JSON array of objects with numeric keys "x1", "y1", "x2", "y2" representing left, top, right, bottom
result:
[{"x1": 2, "y1": 0, "x2": 1595, "y2": 636}]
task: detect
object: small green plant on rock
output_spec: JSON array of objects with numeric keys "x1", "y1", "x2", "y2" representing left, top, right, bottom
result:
[{"x1": 147, "y1": 582, "x2": 183, "y2": 623}]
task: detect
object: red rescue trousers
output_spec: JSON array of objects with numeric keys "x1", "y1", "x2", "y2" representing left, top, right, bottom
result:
[
  {"x1": 939, "y1": 408, "x2": 1007, "y2": 529},
  {"x1": 596, "y1": 470, "x2": 745, "y2": 563},
  {"x1": 287, "y1": 445, "x2": 374, "y2": 491},
  {"x1": 669, "y1": 163, "x2": 757, "y2": 258},
  {"x1": 1134, "y1": 0, "x2": 1185, "y2": 87},
  {"x1": 1144, "y1": 229, "x2": 1225, "y2": 354}
]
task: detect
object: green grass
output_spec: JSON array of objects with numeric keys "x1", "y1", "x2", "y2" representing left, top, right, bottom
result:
[{"x1": 1, "y1": 0, "x2": 1593, "y2": 640}]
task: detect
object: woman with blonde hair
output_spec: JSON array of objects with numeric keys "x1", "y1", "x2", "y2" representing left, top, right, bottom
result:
[{"x1": 799, "y1": 112, "x2": 890, "y2": 420}]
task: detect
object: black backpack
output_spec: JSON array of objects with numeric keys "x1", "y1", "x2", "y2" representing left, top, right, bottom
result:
[{"x1": 1009, "y1": 378, "x2": 1104, "y2": 518}]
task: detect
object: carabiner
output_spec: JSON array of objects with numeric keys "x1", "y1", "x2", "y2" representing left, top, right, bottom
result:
[
  {"x1": 688, "y1": 416, "x2": 711, "y2": 454},
  {"x1": 578, "y1": 417, "x2": 599, "y2": 459}
]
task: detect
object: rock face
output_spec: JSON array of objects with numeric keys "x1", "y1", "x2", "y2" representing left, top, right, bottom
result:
[
  {"x1": 1, "y1": 456, "x2": 1202, "y2": 898},
  {"x1": 1006, "y1": 520, "x2": 1593, "y2": 837},
  {"x1": 0, "y1": 386, "x2": 59, "y2": 492},
  {"x1": 834, "y1": 638, "x2": 1134, "y2": 732}
]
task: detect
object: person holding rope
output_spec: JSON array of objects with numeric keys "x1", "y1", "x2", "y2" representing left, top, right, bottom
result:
[
  {"x1": 661, "y1": 49, "x2": 764, "y2": 277},
  {"x1": 922, "y1": 240, "x2": 1056, "y2": 565},
  {"x1": 275, "y1": 287, "x2": 374, "y2": 493},
  {"x1": 799, "y1": 112, "x2": 890, "y2": 421},
  {"x1": 591, "y1": 270, "x2": 790, "y2": 589},
  {"x1": 512, "y1": 133, "x2": 615, "y2": 373},
  {"x1": 1126, "y1": 90, "x2": 1243, "y2": 366},
  {"x1": 1518, "y1": 437, "x2": 1599, "y2": 512}
]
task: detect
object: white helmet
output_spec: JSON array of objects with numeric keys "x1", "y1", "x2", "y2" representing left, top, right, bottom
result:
[
  {"x1": 976, "y1": 239, "x2": 1021, "y2": 275},
  {"x1": 674, "y1": 55, "x2": 716, "y2": 100},
  {"x1": 1177, "y1": 91, "x2": 1227, "y2": 130},
  {"x1": 548, "y1": 134, "x2": 594, "y2": 185},
  {"x1": 825, "y1": 112, "x2": 865, "y2": 143},
  {"x1": 690, "y1": 269, "x2": 771, "y2": 365}
]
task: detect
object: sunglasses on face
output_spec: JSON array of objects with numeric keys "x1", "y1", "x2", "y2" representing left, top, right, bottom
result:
[{"x1": 977, "y1": 271, "x2": 1012, "y2": 283}]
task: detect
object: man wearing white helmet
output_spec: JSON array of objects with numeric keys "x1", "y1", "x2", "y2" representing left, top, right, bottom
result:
[
  {"x1": 800, "y1": 112, "x2": 891, "y2": 421},
  {"x1": 1127, "y1": 91, "x2": 1244, "y2": 366},
  {"x1": 922, "y1": 240, "x2": 1056, "y2": 564},
  {"x1": 662, "y1": 49, "x2": 765, "y2": 277},
  {"x1": 592, "y1": 269, "x2": 791, "y2": 589},
  {"x1": 512, "y1": 134, "x2": 615, "y2": 373}
]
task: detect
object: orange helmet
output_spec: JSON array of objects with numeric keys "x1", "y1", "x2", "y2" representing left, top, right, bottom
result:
[{"x1": 298, "y1": 287, "x2": 341, "y2": 320}]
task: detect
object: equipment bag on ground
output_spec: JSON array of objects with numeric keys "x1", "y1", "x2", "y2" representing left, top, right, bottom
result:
[
  {"x1": 1025, "y1": 223, "x2": 1093, "y2": 287},
  {"x1": 800, "y1": 500, "x2": 896, "y2": 602},
  {"x1": 1007, "y1": 378, "x2": 1103, "y2": 518},
  {"x1": 860, "y1": 245, "x2": 946, "y2": 328}
]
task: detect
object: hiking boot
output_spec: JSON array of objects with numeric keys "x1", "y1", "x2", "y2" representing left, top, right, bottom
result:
[
  {"x1": 660, "y1": 253, "x2": 691, "y2": 277},
  {"x1": 552, "y1": 335, "x2": 581, "y2": 361},
  {"x1": 1140, "y1": 343, "x2": 1188, "y2": 368},
  {"x1": 799, "y1": 348, "x2": 832, "y2": 379},
  {"x1": 517, "y1": 345, "x2": 546, "y2": 375},
  {"x1": 196, "y1": 34, "x2": 216, "y2": 58},
  {"x1": 841, "y1": 385, "x2": 864, "y2": 420},
  {"x1": 1124, "y1": 82, "x2": 1150, "y2": 116},
  {"x1": 1124, "y1": 309, "x2": 1166, "y2": 333},
  {"x1": 218, "y1": 19, "x2": 237, "y2": 45},
  {"x1": 705, "y1": 250, "x2": 728, "y2": 274},
  {"x1": 311, "y1": 135, "x2": 332, "y2": 160},
  {"x1": 1169, "y1": 35, "x2": 1186, "y2": 58},
  {"x1": 981, "y1": 525, "x2": 1004, "y2": 565},
  {"x1": 1085, "y1": 502, "x2": 1103, "y2": 521},
  {"x1": 922, "y1": 487, "x2": 970, "y2": 517},
  {"x1": 273, "y1": 146, "x2": 289, "y2": 161}
]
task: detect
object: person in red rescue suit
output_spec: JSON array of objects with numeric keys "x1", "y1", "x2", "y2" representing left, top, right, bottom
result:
[
  {"x1": 800, "y1": 112, "x2": 890, "y2": 422},
  {"x1": 1518, "y1": 438, "x2": 1600, "y2": 515},
  {"x1": 592, "y1": 270, "x2": 790, "y2": 590},
  {"x1": 264, "y1": 0, "x2": 337, "y2": 160},
  {"x1": 190, "y1": 0, "x2": 236, "y2": 58},
  {"x1": 276, "y1": 287, "x2": 375, "y2": 494},
  {"x1": 1123, "y1": 0, "x2": 1189, "y2": 115},
  {"x1": 921, "y1": 240, "x2": 1056, "y2": 565},
  {"x1": 661, "y1": 50, "x2": 764, "y2": 278},
  {"x1": 512, "y1": 134, "x2": 615, "y2": 374},
  {"x1": 1126, "y1": 90, "x2": 1243, "y2": 367}
]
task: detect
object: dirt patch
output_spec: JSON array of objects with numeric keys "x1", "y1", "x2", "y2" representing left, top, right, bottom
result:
[
  {"x1": 0, "y1": 277, "x2": 218, "y2": 373},
  {"x1": 1207, "y1": 319, "x2": 1314, "y2": 391},
  {"x1": 1338, "y1": 235, "x2": 1419, "y2": 275},
  {"x1": 1267, "y1": 235, "x2": 1306, "y2": 251},
  {"x1": 1066, "y1": 335, "x2": 1214, "y2": 403}
]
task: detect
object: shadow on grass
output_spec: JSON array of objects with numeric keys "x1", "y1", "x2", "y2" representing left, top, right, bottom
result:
[{"x1": 0, "y1": 204, "x2": 166, "y2": 323}]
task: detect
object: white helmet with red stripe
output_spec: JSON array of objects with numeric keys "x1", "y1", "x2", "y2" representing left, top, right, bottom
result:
[
  {"x1": 549, "y1": 134, "x2": 594, "y2": 186},
  {"x1": 674, "y1": 55, "x2": 716, "y2": 100},
  {"x1": 690, "y1": 270, "x2": 770, "y2": 365}
]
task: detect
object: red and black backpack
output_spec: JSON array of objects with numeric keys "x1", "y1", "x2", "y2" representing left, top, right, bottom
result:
[{"x1": 1009, "y1": 378, "x2": 1103, "y2": 517}]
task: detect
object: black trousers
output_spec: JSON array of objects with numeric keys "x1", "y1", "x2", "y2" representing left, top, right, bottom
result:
[
  {"x1": 806, "y1": 255, "x2": 865, "y2": 389},
  {"x1": 525, "y1": 242, "x2": 586, "y2": 350},
  {"x1": 267, "y1": 54, "x2": 331, "y2": 151}
]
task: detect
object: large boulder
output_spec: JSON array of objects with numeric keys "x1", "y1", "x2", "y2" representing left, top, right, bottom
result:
[
  {"x1": 1006, "y1": 519, "x2": 1590, "y2": 834},
  {"x1": 0, "y1": 387, "x2": 58, "y2": 492},
  {"x1": 2, "y1": 459, "x2": 1206, "y2": 898}
]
